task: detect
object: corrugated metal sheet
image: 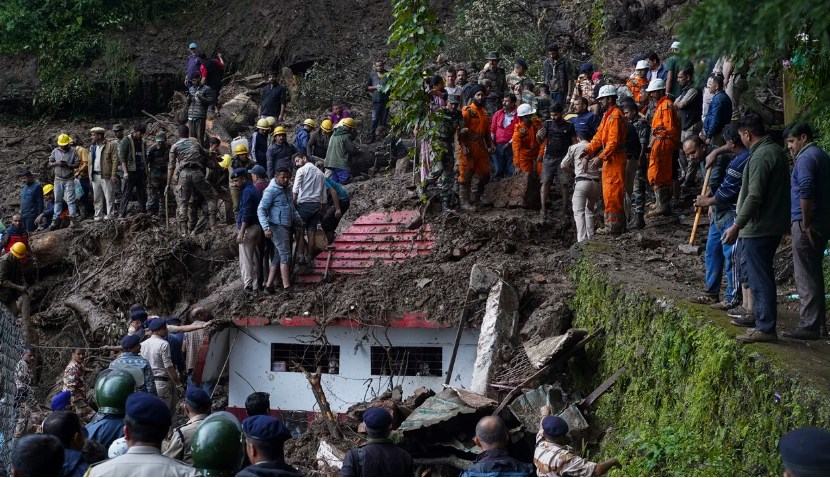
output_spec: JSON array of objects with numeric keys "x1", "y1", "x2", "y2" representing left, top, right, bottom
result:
[
  {"x1": 297, "y1": 210, "x2": 436, "y2": 285},
  {"x1": 398, "y1": 388, "x2": 496, "y2": 433}
]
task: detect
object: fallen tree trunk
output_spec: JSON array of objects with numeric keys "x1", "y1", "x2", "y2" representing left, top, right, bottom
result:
[
  {"x1": 64, "y1": 296, "x2": 113, "y2": 332},
  {"x1": 29, "y1": 228, "x2": 75, "y2": 269}
]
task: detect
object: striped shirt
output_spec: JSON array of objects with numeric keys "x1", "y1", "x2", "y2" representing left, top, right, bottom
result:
[{"x1": 534, "y1": 431, "x2": 596, "y2": 477}]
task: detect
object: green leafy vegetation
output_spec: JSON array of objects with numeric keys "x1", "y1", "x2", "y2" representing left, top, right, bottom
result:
[
  {"x1": 442, "y1": 0, "x2": 549, "y2": 80},
  {"x1": 0, "y1": 0, "x2": 185, "y2": 111},
  {"x1": 385, "y1": 0, "x2": 445, "y2": 197},
  {"x1": 677, "y1": 0, "x2": 830, "y2": 146},
  {"x1": 570, "y1": 260, "x2": 830, "y2": 476}
]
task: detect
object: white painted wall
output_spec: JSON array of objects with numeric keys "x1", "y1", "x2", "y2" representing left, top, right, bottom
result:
[{"x1": 229, "y1": 325, "x2": 480, "y2": 413}]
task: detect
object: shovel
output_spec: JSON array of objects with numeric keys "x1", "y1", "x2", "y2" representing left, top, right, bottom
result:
[{"x1": 678, "y1": 164, "x2": 713, "y2": 255}]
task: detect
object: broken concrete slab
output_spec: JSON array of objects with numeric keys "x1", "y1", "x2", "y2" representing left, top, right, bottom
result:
[
  {"x1": 481, "y1": 172, "x2": 541, "y2": 209},
  {"x1": 469, "y1": 264, "x2": 500, "y2": 294},
  {"x1": 470, "y1": 280, "x2": 519, "y2": 396},
  {"x1": 523, "y1": 329, "x2": 588, "y2": 369},
  {"x1": 315, "y1": 440, "x2": 344, "y2": 472},
  {"x1": 519, "y1": 294, "x2": 574, "y2": 348}
]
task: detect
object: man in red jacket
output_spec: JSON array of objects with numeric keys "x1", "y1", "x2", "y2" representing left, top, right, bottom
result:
[{"x1": 490, "y1": 93, "x2": 519, "y2": 181}]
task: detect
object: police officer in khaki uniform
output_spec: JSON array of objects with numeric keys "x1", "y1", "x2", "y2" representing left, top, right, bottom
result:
[
  {"x1": 533, "y1": 413, "x2": 620, "y2": 476},
  {"x1": 140, "y1": 318, "x2": 182, "y2": 413},
  {"x1": 162, "y1": 387, "x2": 211, "y2": 464},
  {"x1": 86, "y1": 392, "x2": 194, "y2": 476}
]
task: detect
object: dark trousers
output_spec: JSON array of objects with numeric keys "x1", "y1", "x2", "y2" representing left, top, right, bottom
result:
[
  {"x1": 321, "y1": 199, "x2": 350, "y2": 240},
  {"x1": 21, "y1": 216, "x2": 37, "y2": 233},
  {"x1": 371, "y1": 102, "x2": 390, "y2": 136},
  {"x1": 78, "y1": 177, "x2": 94, "y2": 217},
  {"x1": 791, "y1": 222, "x2": 828, "y2": 332},
  {"x1": 740, "y1": 235, "x2": 782, "y2": 334},
  {"x1": 119, "y1": 170, "x2": 147, "y2": 216},
  {"x1": 188, "y1": 117, "x2": 207, "y2": 147}
]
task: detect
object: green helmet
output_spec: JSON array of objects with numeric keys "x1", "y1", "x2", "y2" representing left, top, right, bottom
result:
[
  {"x1": 94, "y1": 369, "x2": 136, "y2": 415},
  {"x1": 191, "y1": 414, "x2": 243, "y2": 476}
]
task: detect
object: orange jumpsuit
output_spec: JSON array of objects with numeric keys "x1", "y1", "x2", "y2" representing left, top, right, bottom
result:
[
  {"x1": 626, "y1": 77, "x2": 649, "y2": 104},
  {"x1": 512, "y1": 118, "x2": 543, "y2": 175},
  {"x1": 584, "y1": 104, "x2": 627, "y2": 229},
  {"x1": 648, "y1": 95, "x2": 681, "y2": 187},
  {"x1": 457, "y1": 103, "x2": 491, "y2": 182}
]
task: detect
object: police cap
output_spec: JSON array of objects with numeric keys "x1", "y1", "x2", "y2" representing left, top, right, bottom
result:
[
  {"x1": 779, "y1": 427, "x2": 830, "y2": 476},
  {"x1": 125, "y1": 392, "x2": 172, "y2": 427},
  {"x1": 362, "y1": 406, "x2": 392, "y2": 430},
  {"x1": 242, "y1": 415, "x2": 291, "y2": 443}
]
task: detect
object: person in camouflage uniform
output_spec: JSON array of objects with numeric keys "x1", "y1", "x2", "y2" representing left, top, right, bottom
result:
[
  {"x1": 571, "y1": 63, "x2": 596, "y2": 109},
  {"x1": 62, "y1": 345, "x2": 93, "y2": 420},
  {"x1": 505, "y1": 58, "x2": 529, "y2": 102},
  {"x1": 621, "y1": 100, "x2": 651, "y2": 230},
  {"x1": 167, "y1": 124, "x2": 218, "y2": 235},
  {"x1": 13, "y1": 346, "x2": 39, "y2": 438},
  {"x1": 146, "y1": 133, "x2": 170, "y2": 218},
  {"x1": 479, "y1": 52, "x2": 506, "y2": 116},
  {"x1": 431, "y1": 95, "x2": 464, "y2": 211}
]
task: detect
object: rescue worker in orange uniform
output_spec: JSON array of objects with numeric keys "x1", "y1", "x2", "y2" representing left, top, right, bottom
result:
[
  {"x1": 458, "y1": 85, "x2": 493, "y2": 210},
  {"x1": 580, "y1": 85, "x2": 628, "y2": 234},
  {"x1": 645, "y1": 78, "x2": 681, "y2": 217},
  {"x1": 512, "y1": 104, "x2": 543, "y2": 176},
  {"x1": 626, "y1": 60, "x2": 650, "y2": 109}
]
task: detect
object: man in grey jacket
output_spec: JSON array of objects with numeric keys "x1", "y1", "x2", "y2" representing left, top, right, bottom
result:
[
  {"x1": 257, "y1": 167, "x2": 302, "y2": 294},
  {"x1": 49, "y1": 133, "x2": 81, "y2": 229},
  {"x1": 187, "y1": 72, "x2": 215, "y2": 147}
]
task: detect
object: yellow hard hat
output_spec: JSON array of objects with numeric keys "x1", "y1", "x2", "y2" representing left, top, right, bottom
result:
[
  {"x1": 234, "y1": 143, "x2": 249, "y2": 155},
  {"x1": 256, "y1": 118, "x2": 270, "y2": 129},
  {"x1": 303, "y1": 119, "x2": 317, "y2": 128},
  {"x1": 273, "y1": 126, "x2": 287, "y2": 135},
  {"x1": 57, "y1": 133, "x2": 73, "y2": 146},
  {"x1": 320, "y1": 119, "x2": 333, "y2": 133},
  {"x1": 10, "y1": 242, "x2": 26, "y2": 259},
  {"x1": 337, "y1": 117, "x2": 356, "y2": 129},
  {"x1": 219, "y1": 154, "x2": 232, "y2": 169},
  {"x1": 265, "y1": 116, "x2": 276, "y2": 127},
  {"x1": 43, "y1": 183, "x2": 54, "y2": 195}
]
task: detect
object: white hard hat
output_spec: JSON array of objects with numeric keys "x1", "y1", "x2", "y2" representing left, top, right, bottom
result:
[
  {"x1": 516, "y1": 103, "x2": 536, "y2": 117},
  {"x1": 108, "y1": 437, "x2": 128, "y2": 458},
  {"x1": 670, "y1": 41, "x2": 681, "y2": 50},
  {"x1": 596, "y1": 85, "x2": 618, "y2": 99},
  {"x1": 646, "y1": 78, "x2": 667, "y2": 92},
  {"x1": 635, "y1": 59, "x2": 649, "y2": 70}
]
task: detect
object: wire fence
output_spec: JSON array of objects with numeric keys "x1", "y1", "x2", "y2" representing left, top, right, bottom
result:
[{"x1": 0, "y1": 304, "x2": 24, "y2": 474}]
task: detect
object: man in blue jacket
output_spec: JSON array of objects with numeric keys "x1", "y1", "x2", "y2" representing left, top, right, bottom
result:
[
  {"x1": 701, "y1": 74, "x2": 732, "y2": 146},
  {"x1": 257, "y1": 167, "x2": 302, "y2": 294},
  {"x1": 18, "y1": 170, "x2": 43, "y2": 232},
  {"x1": 233, "y1": 168, "x2": 262, "y2": 293}
]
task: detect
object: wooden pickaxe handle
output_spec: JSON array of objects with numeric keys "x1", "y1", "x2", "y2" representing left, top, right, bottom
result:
[{"x1": 689, "y1": 165, "x2": 714, "y2": 244}]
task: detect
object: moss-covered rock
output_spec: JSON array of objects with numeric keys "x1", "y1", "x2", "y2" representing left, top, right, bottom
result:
[{"x1": 570, "y1": 260, "x2": 830, "y2": 476}]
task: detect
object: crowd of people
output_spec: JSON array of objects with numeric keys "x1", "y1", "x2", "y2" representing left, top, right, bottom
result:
[
  {"x1": 416, "y1": 43, "x2": 829, "y2": 345},
  {"x1": 3, "y1": 38, "x2": 830, "y2": 476}
]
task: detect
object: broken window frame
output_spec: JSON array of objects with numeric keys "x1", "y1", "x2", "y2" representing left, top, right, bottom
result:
[
  {"x1": 270, "y1": 343, "x2": 341, "y2": 374},
  {"x1": 369, "y1": 346, "x2": 443, "y2": 377}
]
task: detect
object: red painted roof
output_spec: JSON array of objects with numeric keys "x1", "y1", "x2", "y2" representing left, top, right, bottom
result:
[
  {"x1": 233, "y1": 312, "x2": 449, "y2": 329},
  {"x1": 296, "y1": 210, "x2": 435, "y2": 284}
]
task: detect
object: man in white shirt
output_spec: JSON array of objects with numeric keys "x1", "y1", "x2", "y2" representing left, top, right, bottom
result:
[
  {"x1": 292, "y1": 151, "x2": 327, "y2": 265},
  {"x1": 140, "y1": 318, "x2": 182, "y2": 414}
]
